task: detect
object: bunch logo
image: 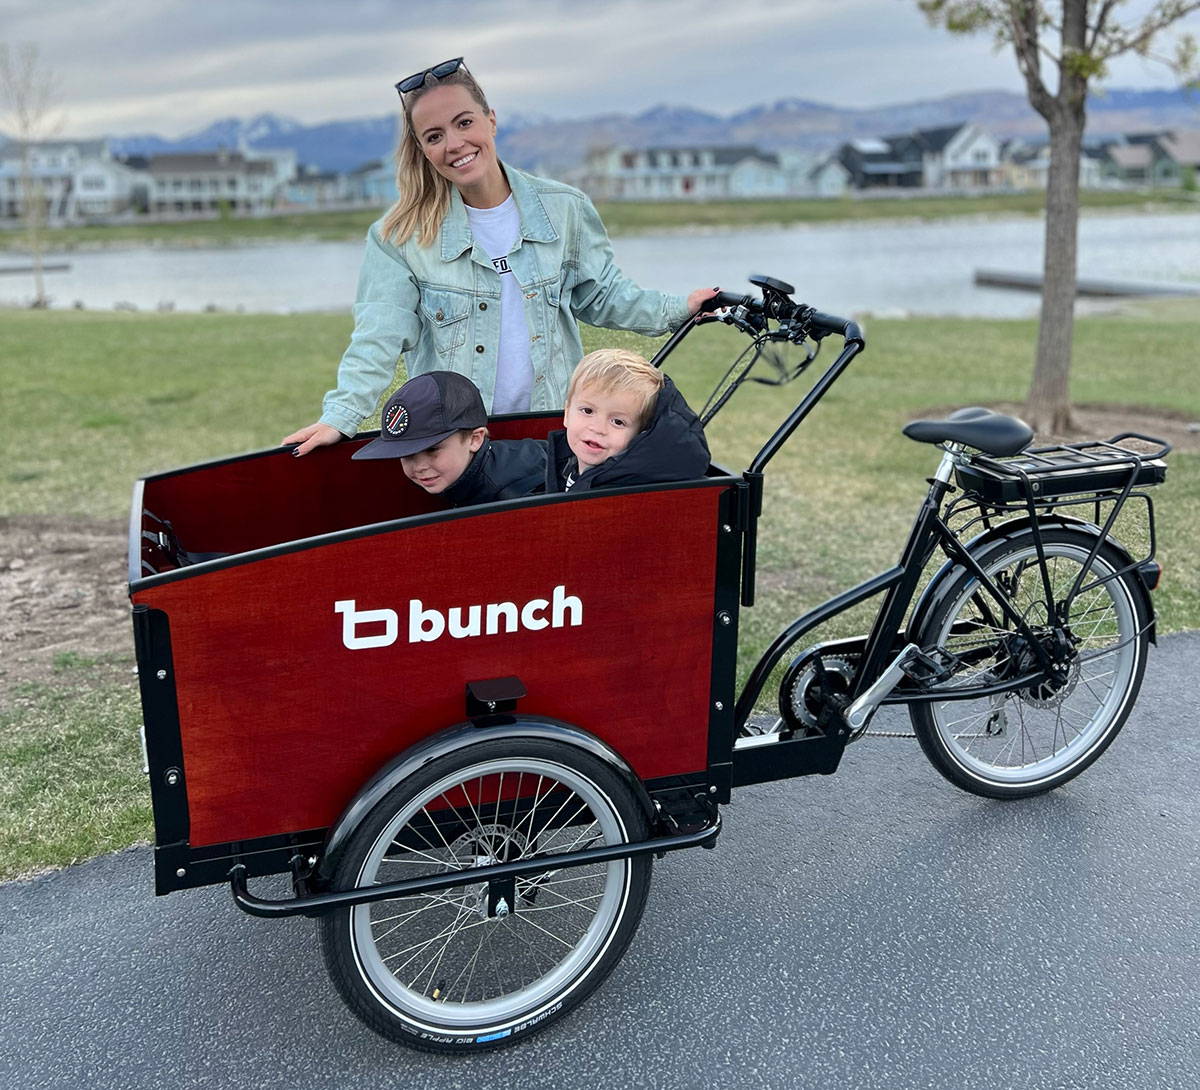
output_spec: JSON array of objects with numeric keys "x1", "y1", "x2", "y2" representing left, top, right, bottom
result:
[{"x1": 335, "y1": 586, "x2": 583, "y2": 649}]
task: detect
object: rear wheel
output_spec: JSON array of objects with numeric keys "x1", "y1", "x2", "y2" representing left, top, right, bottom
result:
[
  {"x1": 319, "y1": 737, "x2": 652, "y2": 1052},
  {"x1": 910, "y1": 528, "x2": 1149, "y2": 799}
]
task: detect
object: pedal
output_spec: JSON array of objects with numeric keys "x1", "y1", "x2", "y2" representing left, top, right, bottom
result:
[{"x1": 900, "y1": 647, "x2": 958, "y2": 684}]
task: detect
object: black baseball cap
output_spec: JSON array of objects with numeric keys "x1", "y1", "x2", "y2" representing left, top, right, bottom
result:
[{"x1": 352, "y1": 371, "x2": 488, "y2": 459}]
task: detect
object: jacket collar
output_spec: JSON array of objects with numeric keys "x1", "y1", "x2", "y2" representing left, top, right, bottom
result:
[{"x1": 440, "y1": 163, "x2": 558, "y2": 261}]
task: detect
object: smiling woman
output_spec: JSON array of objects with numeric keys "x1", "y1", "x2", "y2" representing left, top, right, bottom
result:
[{"x1": 283, "y1": 57, "x2": 718, "y2": 456}]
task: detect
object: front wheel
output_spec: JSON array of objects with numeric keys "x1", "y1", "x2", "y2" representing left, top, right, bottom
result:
[
  {"x1": 318, "y1": 736, "x2": 652, "y2": 1053},
  {"x1": 910, "y1": 527, "x2": 1150, "y2": 799}
]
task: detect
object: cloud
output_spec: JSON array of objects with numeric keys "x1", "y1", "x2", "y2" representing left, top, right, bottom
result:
[{"x1": 2, "y1": 0, "x2": 1196, "y2": 137}]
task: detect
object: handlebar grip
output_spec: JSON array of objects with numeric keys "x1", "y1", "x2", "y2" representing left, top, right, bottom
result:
[
  {"x1": 806, "y1": 311, "x2": 863, "y2": 343},
  {"x1": 698, "y1": 290, "x2": 754, "y2": 314}
]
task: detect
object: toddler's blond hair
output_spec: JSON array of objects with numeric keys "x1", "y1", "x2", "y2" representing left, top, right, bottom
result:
[{"x1": 566, "y1": 349, "x2": 663, "y2": 431}]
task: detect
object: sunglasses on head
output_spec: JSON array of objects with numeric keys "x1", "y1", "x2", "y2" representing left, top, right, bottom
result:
[{"x1": 395, "y1": 57, "x2": 465, "y2": 96}]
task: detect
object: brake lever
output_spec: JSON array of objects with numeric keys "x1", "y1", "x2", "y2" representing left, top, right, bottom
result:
[{"x1": 722, "y1": 304, "x2": 766, "y2": 336}]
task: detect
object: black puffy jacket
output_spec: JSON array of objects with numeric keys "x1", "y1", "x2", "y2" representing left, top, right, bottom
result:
[
  {"x1": 441, "y1": 435, "x2": 547, "y2": 507},
  {"x1": 443, "y1": 374, "x2": 710, "y2": 505}
]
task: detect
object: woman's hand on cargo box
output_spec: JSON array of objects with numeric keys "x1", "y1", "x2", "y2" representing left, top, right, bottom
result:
[{"x1": 282, "y1": 422, "x2": 343, "y2": 457}]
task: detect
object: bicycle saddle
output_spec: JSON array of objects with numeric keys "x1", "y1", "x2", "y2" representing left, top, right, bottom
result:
[{"x1": 902, "y1": 406, "x2": 1034, "y2": 456}]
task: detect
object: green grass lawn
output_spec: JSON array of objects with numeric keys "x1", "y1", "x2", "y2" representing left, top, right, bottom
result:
[
  {"x1": 1, "y1": 303, "x2": 1196, "y2": 880},
  {"x1": 0, "y1": 189, "x2": 1195, "y2": 252}
]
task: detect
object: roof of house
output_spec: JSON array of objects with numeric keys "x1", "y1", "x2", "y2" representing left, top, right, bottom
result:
[
  {"x1": 1159, "y1": 129, "x2": 1200, "y2": 167},
  {"x1": 1107, "y1": 144, "x2": 1154, "y2": 170},
  {"x1": 0, "y1": 138, "x2": 109, "y2": 162},
  {"x1": 150, "y1": 151, "x2": 250, "y2": 173},
  {"x1": 634, "y1": 145, "x2": 780, "y2": 167},
  {"x1": 911, "y1": 124, "x2": 970, "y2": 152}
]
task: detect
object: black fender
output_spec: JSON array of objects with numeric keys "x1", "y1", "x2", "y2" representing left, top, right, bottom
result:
[
  {"x1": 906, "y1": 513, "x2": 1156, "y2": 647},
  {"x1": 314, "y1": 716, "x2": 655, "y2": 887}
]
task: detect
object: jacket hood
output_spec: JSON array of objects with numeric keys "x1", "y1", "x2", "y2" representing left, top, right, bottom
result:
[{"x1": 548, "y1": 373, "x2": 710, "y2": 492}]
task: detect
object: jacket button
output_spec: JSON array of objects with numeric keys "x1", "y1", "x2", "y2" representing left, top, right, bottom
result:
[
  {"x1": 475, "y1": 344, "x2": 485, "y2": 353},
  {"x1": 479, "y1": 302, "x2": 488, "y2": 311},
  {"x1": 434, "y1": 310, "x2": 444, "y2": 321}
]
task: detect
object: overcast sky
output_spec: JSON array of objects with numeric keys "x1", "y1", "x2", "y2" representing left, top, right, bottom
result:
[{"x1": 3, "y1": 0, "x2": 1198, "y2": 138}]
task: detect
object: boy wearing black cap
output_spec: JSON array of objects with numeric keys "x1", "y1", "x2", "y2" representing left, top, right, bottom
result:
[{"x1": 351, "y1": 370, "x2": 544, "y2": 501}]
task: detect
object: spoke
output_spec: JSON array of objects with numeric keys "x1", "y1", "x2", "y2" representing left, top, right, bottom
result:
[
  {"x1": 448, "y1": 915, "x2": 491, "y2": 1004},
  {"x1": 382, "y1": 844, "x2": 456, "y2": 869},
  {"x1": 511, "y1": 907, "x2": 580, "y2": 951},
  {"x1": 517, "y1": 776, "x2": 554, "y2": 846},
  {"x1": 420, "y1": 802, "x2": 459, "y2": 859},
  {"x1": 383, "y1": 904, "x2": 485, "y2": 968},
  {"x1": 520, "y1": 885, "x2": 605, "y2": 913},
  {"x1": 529, "y1": 790, "x2": 588, "y2": 845},
  {"x1": 390, "y1": 900, "x2": 476, "y2": 984},
  {"x1": 370, "y1": 892, "x2": 469, "y2": 941}
]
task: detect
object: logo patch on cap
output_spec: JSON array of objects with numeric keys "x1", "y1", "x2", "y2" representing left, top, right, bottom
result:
[{"x1": 384, "y1": 402, "x2": 410, "y2": 436}]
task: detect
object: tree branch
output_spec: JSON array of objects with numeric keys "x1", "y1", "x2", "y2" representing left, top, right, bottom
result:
[{"x1": 1009, "y1": 1, "x2": 1055, "y2": 119}]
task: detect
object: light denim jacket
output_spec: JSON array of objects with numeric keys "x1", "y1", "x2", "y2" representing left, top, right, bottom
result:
[{"x1": 320, "y1": 165, "x2": 691, "y2": 435}]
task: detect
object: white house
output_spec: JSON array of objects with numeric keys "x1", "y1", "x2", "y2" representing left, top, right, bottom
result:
[
  {"x1": 0, "y1": 139, "x2": 146, "y2": 221},
  {"x1": 148, "y1": 150, "x2": 287, "y2": 214},
  {"x1": 582, "y1": 146, "x2": 787, "y2": 201},
  {"x1": 915, "y1": 124, "x2": 1003, "y2": 189}
]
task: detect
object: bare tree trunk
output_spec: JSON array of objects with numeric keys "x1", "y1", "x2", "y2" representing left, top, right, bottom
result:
[{"x1": 1025, "y1": 110, "x2": 1084, "y2": 435}]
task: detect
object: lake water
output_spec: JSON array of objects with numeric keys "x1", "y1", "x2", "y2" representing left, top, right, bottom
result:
[{"x1": 5, "y1": 210, "x2": 1199, "y2": 318}]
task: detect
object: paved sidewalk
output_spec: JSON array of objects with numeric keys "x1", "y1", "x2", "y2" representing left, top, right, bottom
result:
[{"x1": 3, "y1": 633, "x2": 1198, "y2": 1090}]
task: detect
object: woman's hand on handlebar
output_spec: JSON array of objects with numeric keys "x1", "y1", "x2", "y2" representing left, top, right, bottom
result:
[
  {"x1": 282, "y1": 422, "x2": 344, "y2": 457},
  {"x1": 687, "y1": 287, "x2": 724, "y2": 314}
]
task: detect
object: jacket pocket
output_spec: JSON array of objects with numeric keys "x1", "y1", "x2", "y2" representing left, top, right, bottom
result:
[{"x1": 419, "y1": 288, "x2": 470, "y2": 356}]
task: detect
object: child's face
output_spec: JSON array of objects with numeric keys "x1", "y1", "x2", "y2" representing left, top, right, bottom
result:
[
  {"x1": 400, "y1": 428, "x2": 485, "y2": 493},
  {"x1": 564, "y1": 383, "x2": 642, "y2": 469}
]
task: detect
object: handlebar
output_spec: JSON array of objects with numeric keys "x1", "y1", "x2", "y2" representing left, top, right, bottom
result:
[{"x1": 696, "y1": 285, "x2": 862, "y2": 346}]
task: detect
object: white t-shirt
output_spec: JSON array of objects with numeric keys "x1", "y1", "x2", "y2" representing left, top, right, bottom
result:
[{"x1": 465, "y1": 196, "x2": 534, "y2": 414}]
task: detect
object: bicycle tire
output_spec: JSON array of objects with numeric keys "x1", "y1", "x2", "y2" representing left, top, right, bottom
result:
[{"x1": 910, "y1": 526, "x2": 1150, "y2": 799}]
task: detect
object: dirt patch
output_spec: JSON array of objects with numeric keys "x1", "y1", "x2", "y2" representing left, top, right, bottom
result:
[
  {"x1": 963, "y1": 403, "x2": 1199, "y2": 453},
  {"x1": 0, "y1": 516, "x2": 133, "y2": 706}
]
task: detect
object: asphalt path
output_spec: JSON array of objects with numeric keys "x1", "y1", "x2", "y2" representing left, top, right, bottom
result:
[{"x1": 3, "y1": 632, "x2": 1198, "y2": 1090}]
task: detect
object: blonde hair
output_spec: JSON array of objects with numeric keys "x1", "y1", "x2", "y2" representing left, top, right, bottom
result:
[
  {"x1": 566, "y1": 349, "x2": 664, "y2": 431},
  {"x1": 382, "y1": 65, "x2": 492, "y2": 248}
]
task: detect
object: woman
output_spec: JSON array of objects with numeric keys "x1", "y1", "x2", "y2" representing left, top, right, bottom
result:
[{"x1": 284, "y1": 58, "x2": 716, "y2": 455}]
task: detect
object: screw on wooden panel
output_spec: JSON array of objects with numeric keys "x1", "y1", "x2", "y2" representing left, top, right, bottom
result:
[
  {"x1": 156, "y1": 669, "x2": 167, "y2": 680},
  {"x1": 176, "y1": 868, "x2": 186, "y2": 878},
  {"x1": 717, "y1": 611, "x2": 731, "y2": 626},
  {"x1": 164, "y1": 767, "x2": 181, "y2": 786},
  {"x1": 714, "y1": 701, "x2": 724, "y2": 711}
]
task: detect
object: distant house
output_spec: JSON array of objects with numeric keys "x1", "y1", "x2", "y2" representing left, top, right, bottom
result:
[
  {"x1": 582, "y1": 146, "x2": 787, "y2": 201},
  {"x1": 286, "y1": 164, "x2": 353, "y2": 207},
  {"x1": 839, "y1": 123, "x2": 1002, "y2": 191},
  {"x1": 1103, "y1": 130, "x2": 1200, "y2": 187},
  {"x1": 348, "y1": 160, "x2": 397, "y2": 206},
  {"x1": 838, "y1": 137, "x2": 922, "y2": 189},
  {"x1": 807, "y1": 155, "x2": 852, "y2": 197},
  {"x1": 148, "y1": 149, "x2": 288, "y2": 214},
  {"x1": 0, "y1": 139, "x2": 146, "y2": 221},
  {"x1": 1001, "y1": 139, "x2": 1109, "y2": 189}
]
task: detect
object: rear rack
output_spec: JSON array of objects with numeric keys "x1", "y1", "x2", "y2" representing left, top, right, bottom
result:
[{"x1": 956, "y1": 433, "x2": 1170, "y2": 504}]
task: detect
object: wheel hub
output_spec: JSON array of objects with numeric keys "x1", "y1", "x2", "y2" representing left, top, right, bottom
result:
[
  {"x1": 449, "y1": 823, "x2": 529, "y2": 920},
  {"x1": 1006, "y1": 630, "x2": 1080, "y2": 708}
]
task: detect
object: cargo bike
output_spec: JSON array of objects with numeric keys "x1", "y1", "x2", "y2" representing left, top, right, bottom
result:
[{"x1": 128, "y1": 275, "x2": 1169, "y2": 1052}]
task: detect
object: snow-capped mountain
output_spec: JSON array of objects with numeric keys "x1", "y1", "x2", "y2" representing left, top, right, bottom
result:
[{"x1": 90, "y1": 88, "x2": 1199, "y2": 175}]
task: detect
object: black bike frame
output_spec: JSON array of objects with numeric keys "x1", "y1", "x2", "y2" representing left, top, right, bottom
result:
[
  {"x1": 731, "y1": 450, "x2": 1059, "y2": 733},
  {"x1": 653, "y1": 307, "x2": 1107, "y2": 739}
]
